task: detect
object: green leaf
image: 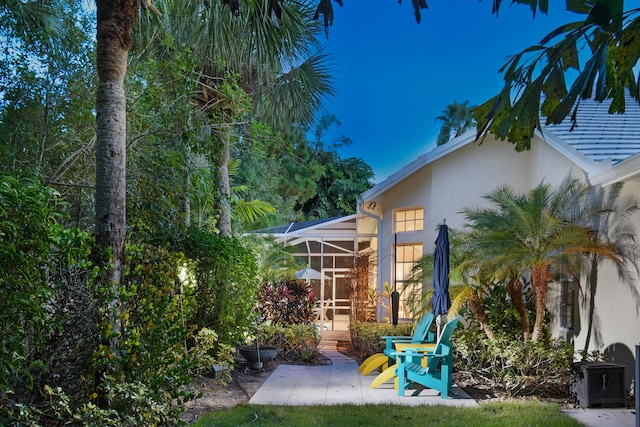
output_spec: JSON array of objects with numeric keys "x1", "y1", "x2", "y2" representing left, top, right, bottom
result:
[
  {"x1": 541, "y1": 67, "x2": 568, "y2": 116},
  {"x1": 539, "y1": 21, "x2": 586, "y2": 45},
  {"x1": 585, "y1": 0, "x2": 623, "y2": 32},
  {"x1": 506, "y1": 76, "x2": 545, "y2": 150},
  {"x1": 613, "y1": 15, "x2": 640, "y2": 91},
  {"x1": 566, "y1": 0, "x2": 594, "y2": 14}
]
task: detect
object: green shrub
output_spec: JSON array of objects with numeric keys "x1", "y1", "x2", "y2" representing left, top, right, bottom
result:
[
  {"x1": 183, "y1": 229, "x2": 259, "y2": 347},
  {"x1": 0, "y1": 175, "x2": 97, "y2": 424},
  {"x1": 453, "y1": 325, "x2": 573, "y2": 396},
  {"x1": 349, "y1": 321, "x2": 413, "y2": 360},
  {"x1": 46, "y1": 380, "x2": 187, "y2": 427},
  {"x1": 189, "y1": 328, "x2": 235, "y2": 383},
  {"x1": 91, "y1": 242, "x2": 200, "y2": 425},
  {"x1": 255, "y1": 323, "x2": 320, "y2": 363}
]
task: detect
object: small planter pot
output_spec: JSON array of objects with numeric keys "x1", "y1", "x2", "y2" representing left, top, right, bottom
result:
[{"x1": 238, "y1": 346, "x2": 282, "y2": 369}]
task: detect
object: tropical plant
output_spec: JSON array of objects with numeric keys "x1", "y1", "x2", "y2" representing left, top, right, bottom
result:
[
  {"x1": 257, "y1": 279, "x2": 317, "y2": 326},
  {"x1": 347, "y1": 252, "x2": 376, "y2": 322},
  {"x1": 435, "y1": 100, "x2": 476, "y2": 146},
  {"x1": 476, "y1": 2, "x2": 640, "y2": 151},
  {"x1": 462, "y1": 177, "x2": 621, "y2": 341},
  {"x1": 133, "y1": 0, "x2": 334, "y2": 237},
  {"x1": 454, "y1": 325, "x2": 574, "y2": 397}
]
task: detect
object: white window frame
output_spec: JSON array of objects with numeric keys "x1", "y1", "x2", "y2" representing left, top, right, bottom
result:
[
  {"x1": 394, "y1": 243, "x2": 423, "y2": 318},
  {"x1": 394, "y1": 207, "x2": 424, "y2": 233}
]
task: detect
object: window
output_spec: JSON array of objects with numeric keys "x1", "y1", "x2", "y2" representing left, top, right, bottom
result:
[
  {"x1": 395, "y1": 208, "x2": 424, "y2": 233},
  {"x1": 395, "y1": 243, "x2": 423, "y2": 318},
  {"x1": 560, "y1": 279, "x2": 576, "y2": 330}
]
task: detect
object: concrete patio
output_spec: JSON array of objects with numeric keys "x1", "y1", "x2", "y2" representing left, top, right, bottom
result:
[{"x1": 249, "y1": 331, "x2": 636, "y2": 426}]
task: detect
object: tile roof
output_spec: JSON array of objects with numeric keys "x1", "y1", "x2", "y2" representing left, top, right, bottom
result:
[
  {"x1": 251, "y1": 216, "x2": 349, "y2": 235},
  {"x1": 542, "y1": 92, "x2": 640, "y2": 165}
]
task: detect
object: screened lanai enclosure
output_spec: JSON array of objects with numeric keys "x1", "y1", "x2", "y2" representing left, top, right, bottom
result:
[{"x1": 254, "y1": 215, "x2": 379, "y2": 332}]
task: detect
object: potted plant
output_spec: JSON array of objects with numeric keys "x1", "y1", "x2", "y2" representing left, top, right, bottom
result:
[{"x1": 238, "y1": 317, "x2": 282, "y2": 369}]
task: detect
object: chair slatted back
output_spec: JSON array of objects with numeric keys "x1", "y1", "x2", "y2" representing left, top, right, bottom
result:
[
  {"x1": 426, "y1": 317, "x2": 459, "y2": 374},
  {"x1": 411, "y1": 312, "x2": 434, "y2": 342}
]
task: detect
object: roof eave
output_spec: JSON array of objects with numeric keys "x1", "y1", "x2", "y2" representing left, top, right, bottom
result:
[
  {"x1": 361, "y1": 130, "x2": 478, "y2": 201},
  {"x1": 589, "y1": 153, "x2": 640, "y2": 185}
]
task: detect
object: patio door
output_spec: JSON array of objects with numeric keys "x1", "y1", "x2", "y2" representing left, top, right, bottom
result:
[{"x1": 321, "y1": 271, "x2": 350, "y2": 331}]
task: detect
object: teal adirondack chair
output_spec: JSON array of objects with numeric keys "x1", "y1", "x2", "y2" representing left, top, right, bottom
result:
[
  {"x1": 395, "y1": 316, "x2": 459, "y2": 398},
  {"x1": 382, "y1": 312, "x2": 435, "y2": 360},
  {"x1": 358, "y1": 313, "x2": 435, "y2": 376}
]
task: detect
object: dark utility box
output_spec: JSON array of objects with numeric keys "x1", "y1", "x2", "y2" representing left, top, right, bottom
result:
[{"x1": 570, "y1": 362, "x2": 626, "y2": 408}]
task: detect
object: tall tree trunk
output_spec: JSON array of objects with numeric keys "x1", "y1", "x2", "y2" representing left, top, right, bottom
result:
[
  {"x1": 507, "y1": 277, "x2": 530, "y2": 340},
  {"x1": 530, "y1": 264, "x2": 549, "y2": 342},
  {"x1": 583, "y1": 256, "x2": 599, "y2": 355},
  {"x1": 95, "y1": 0, "x2": 138, "y2": 355},
  {"x1": 217, "y1": 129, "x2": 232, "y2": 237},
  {"x1": 468, "y1": 290, "x2": 496, "y2": 341}
]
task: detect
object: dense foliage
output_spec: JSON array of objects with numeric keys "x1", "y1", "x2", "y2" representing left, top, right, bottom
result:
[
  {"x1": 257, "y1": 279, "x2": 316, "y2": 325},
  {"x1": 453, "y1": 325, "x2": 574, "y2": 397},
  {"x1": 0, "y1": 174, "x2": 97, "y2": 420},
  {"x1": 0, "y1": 176, "x2": 243, "y2": 425},
  {"x1": 254, "y1": 323, "x2": 321, "y2": 363},
  {"x1": 349, "y1": 321, "x2": 413, "y2": 359},
  {"x1": 183, "y1": 228, "x2": 259, "y2": 347}
]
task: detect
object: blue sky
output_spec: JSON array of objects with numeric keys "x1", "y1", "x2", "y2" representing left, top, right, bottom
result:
[{"x1": 318, "y1": 1, "x2": 580, "y2": 182}]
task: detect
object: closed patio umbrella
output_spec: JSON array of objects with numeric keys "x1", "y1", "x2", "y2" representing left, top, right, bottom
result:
[{"x1": 431, "y1": 223, "x2": 451, "y2": 337}]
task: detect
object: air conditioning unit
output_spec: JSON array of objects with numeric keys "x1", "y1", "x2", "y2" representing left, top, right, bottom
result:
[{"x1": 570, "y1": 362, "x2": 626, "y2": 408}]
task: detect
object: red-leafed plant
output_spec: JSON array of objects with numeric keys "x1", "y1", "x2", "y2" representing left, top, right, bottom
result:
[{"x1": 257, "y1": 279, "x2": 316, "y2": 326}]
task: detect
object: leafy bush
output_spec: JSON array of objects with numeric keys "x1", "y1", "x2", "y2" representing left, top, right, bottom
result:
[
  {"x1": 0, "y1": 175, "x2": 97, "y2": 423},
  {"x1": 189, "y1": 328, "x2": 235, "y2": 383},
  {"x1": 255, "y1": 323, "x2": 320, "y2": 363},
  {"x1": 349, "y1": 321, "x2": 413, "y2": 360},
  {"x1": 453, "y1": 325, "x2": 573, "y2": 397},
  {"x1": 90, "y1": 242, "x2": 202, "y2": 425},
  {"x1": 257, "y1": 279, "x2": 316, "y2": 325},
  {"x1": 46, "y1": 380, "x2": 188, "y2": 426},
  {"x1": 182, "y1": 228, "x2": 259, "y2": 347}
]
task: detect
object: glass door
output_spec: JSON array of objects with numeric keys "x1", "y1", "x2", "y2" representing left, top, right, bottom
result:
[{"x1": 324, "y1": 271, "x2": 350, "y2": 331}]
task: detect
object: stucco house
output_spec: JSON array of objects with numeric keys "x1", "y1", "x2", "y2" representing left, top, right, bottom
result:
[{"x1": 258, "y1": 94, "x2": 640, "y2": 391}]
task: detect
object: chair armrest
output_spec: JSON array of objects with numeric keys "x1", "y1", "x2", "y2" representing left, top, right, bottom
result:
[
  {"x1": 381, "y1": 335, "x2": 412, "y2": 340},
  {"x1": 381, "y1": 335, "x2": 412, "y2": 350}
]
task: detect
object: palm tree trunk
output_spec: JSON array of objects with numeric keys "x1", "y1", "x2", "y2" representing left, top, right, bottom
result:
[
  {"x1": 217, "y1": 128, "x2": 232, "y2": 237},
  {"x1": 468, "y1": 290, "x2": 496, "y2": 341},
  {"x1": 530, "y1": 264, "x2": 549, "y2": 342},
  {"x1": 95, "y1": 0, "x2": 138, "y2": 354},
  {"x1": 507, "y1": 278, "x2": 530, "y2": 340}
]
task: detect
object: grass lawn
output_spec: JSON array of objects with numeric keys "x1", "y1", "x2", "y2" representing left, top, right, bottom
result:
[{"x1": 191, "y1": 401, "x2": 582, "y2": 426}]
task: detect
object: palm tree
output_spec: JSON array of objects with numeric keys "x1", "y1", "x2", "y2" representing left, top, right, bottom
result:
[
  {"x1": 435, "y1": 100, "x2": 475, "y2": 146},
  {"x1": 133, "y1": 0, "x2": 333, "y2": 236},
  {"x1": 462, "y1": 177, "x2": 621, "y2": 341},
  {"x1": 94, "y1": 0, "x2": 141, "y2": 355}
]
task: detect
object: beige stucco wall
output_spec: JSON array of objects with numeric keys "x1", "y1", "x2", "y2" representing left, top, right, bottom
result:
[
  {"x1": 374, "y1": 134, "x2": 584, "y2": 291},
  {"x1": 570, "y1": 181, "x2": 640, "y2": 390}
]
